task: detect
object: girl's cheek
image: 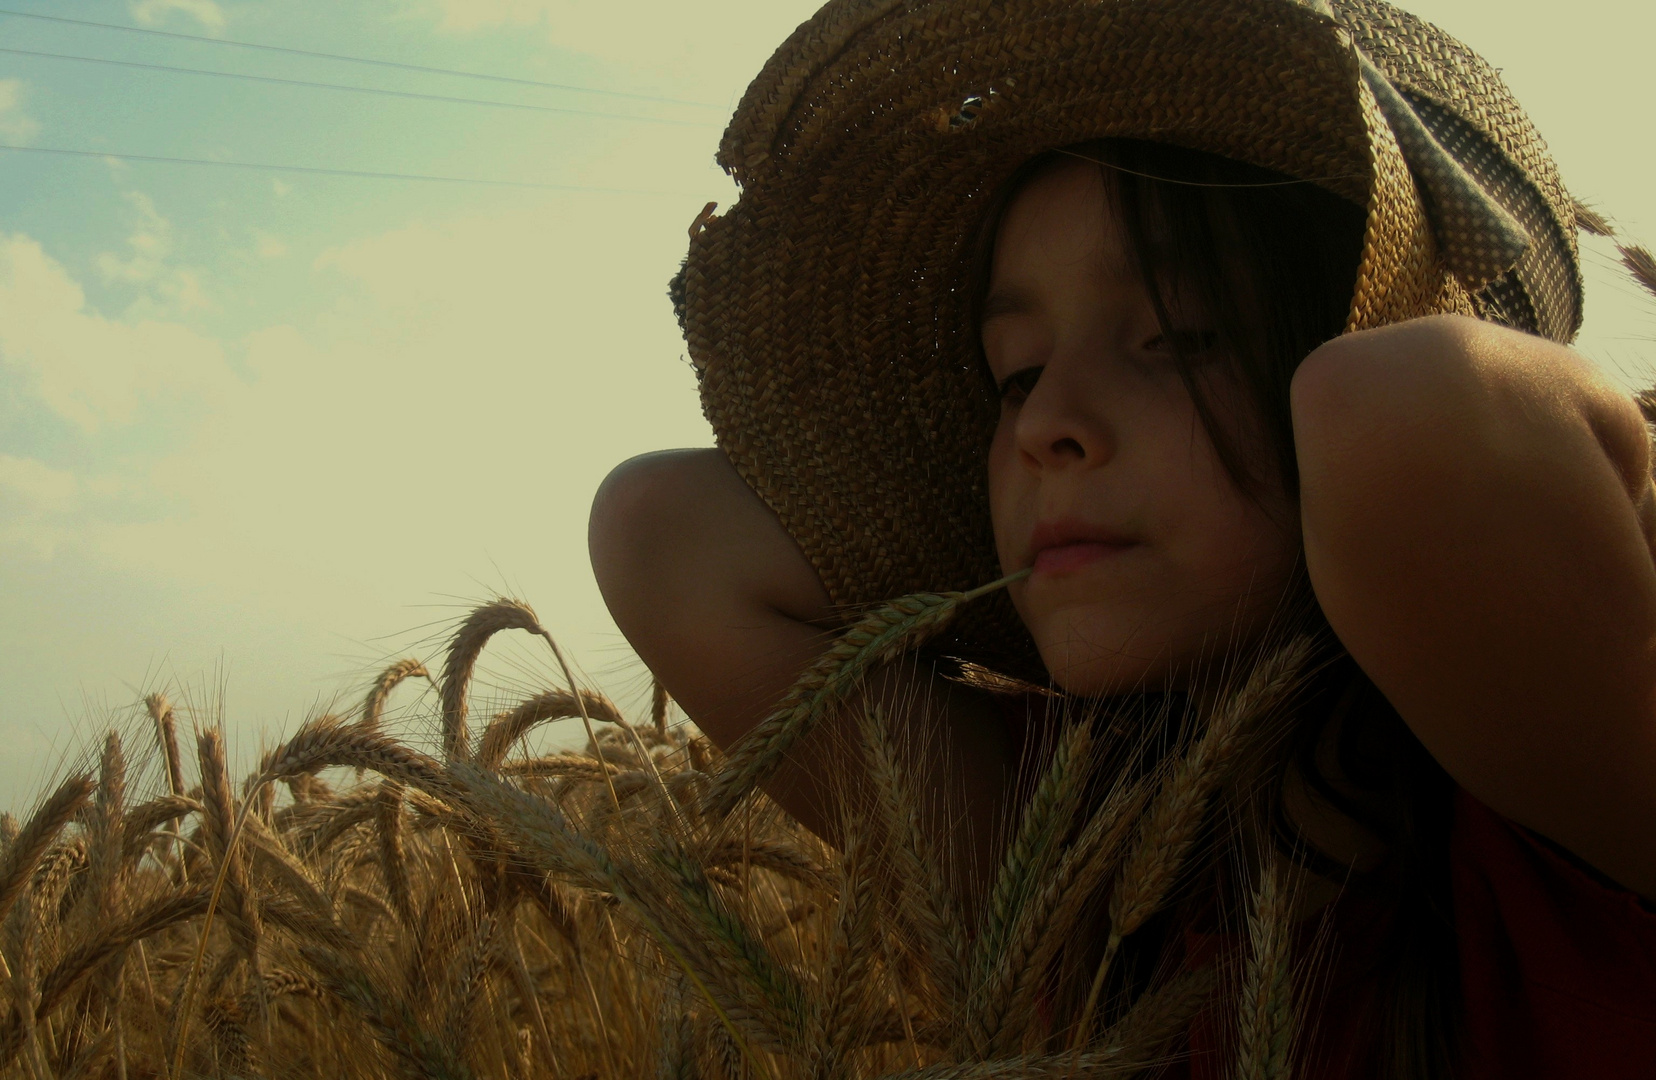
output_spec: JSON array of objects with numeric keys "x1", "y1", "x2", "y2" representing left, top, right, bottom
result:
[{"x1": 987, "y1": 421, "x2": 1025, "y2": 566}]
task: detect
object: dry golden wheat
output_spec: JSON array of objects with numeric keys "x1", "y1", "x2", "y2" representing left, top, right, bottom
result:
[{"x1": 0, "y1": 593, "x2": 1333, "y2": 1080}]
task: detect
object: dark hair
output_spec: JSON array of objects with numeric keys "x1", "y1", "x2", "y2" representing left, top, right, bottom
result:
[{"x1": 969, "y1": 140, "x2": 1461, "y2": 1078}]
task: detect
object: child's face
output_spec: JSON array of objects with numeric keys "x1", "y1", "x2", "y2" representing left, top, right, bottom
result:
[{"x1": 983, "y1": 160, "x2": 1302, "y2": 694}]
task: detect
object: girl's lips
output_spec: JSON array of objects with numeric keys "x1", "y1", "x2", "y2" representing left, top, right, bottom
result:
[{"x1": 1032, "y1": 540, "x2": 1137, "y2": 576}]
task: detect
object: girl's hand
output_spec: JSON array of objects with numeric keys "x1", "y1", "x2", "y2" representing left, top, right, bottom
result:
[
  {"x1": 1292, "y1": 314, "x2": 1656, "y2": 897},
  {"x1": 589, "y1": 449, "x2": 1018, "y2": 877}
]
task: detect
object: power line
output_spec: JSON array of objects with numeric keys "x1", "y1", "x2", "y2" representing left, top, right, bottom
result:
[
  {"x1": 0, "y1": 7, "x2": 726, "y2": 110},
  {"x1": 0, "y1": 45, "x2": 722, "y2": 128},
  {"x1": 0, "y1": 141, "x2": 709, "y2": 196}
]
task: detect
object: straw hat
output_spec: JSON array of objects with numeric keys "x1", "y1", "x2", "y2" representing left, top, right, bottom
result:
[{"x1": 676, "y1": 0, "x2": 1583, "y2": 659}]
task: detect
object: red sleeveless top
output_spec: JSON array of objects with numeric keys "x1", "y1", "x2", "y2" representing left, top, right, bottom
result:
[{"x1": 1181, "y1": 789, "x2": 1656, "y2": 1078}]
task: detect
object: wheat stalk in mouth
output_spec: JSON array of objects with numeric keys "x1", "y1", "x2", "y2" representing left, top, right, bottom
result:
[{"x1": 707, "y1": 569, "x2": 1030, "y2": 818}]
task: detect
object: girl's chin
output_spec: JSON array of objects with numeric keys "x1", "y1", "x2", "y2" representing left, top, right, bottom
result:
[{"x1": 1029, "y1": 635, "x2": 1174, "y2": 697}]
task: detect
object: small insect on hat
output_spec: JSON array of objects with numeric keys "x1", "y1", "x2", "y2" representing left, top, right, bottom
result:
[{"x1": 676, "y1": 0, "x2": 1586, "y2": 655}]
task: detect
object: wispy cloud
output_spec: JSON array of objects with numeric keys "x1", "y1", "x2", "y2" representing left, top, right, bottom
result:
[
  {"x1": 94, "y1": 192, "x2": 210, "y2": 315},
  {"x1": 130, "y1": 0, "x2": 226, "y2": 32},
  {"x1": 0, "y1": 79, "x2": 40, "y2": 142},
  {"x1": 0, "y1": 232, "x2": 230, "y2": 433},
  {"x1": 416, "y1": 0, "x2": 822, "y2": 96}
]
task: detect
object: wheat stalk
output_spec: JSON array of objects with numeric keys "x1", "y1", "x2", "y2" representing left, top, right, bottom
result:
[
  {"x1": 1073, "y1": 636, "x2": 1312, "y2": 1048},
  {"x1": 363, "y1": 659, "x2": 432, "y2": 734},
  {"x1": 0, "y1": 888, "x2": 211, "y2": 1070},
  {"x1": 1235, "y1": 858, "x2": 1296, "y2": 1080},
  {"x1": 977, "y1": 721, "x2": 1095, "y2": 988},
  {"x1": 859, "y1": 705, "x2": 969, "y2": 1014},
  {"x1": 440, "y1": 600, "x2": 544, "y2": 762},
  {"x1": 652, "y1": 679, "x2": 673, "y2": 740},
  {"x1": 1621, "y1": 244, "x2": 1656, "y2": 302},
  {"x1": 706, "y1": 570, "x2": 1030, "y2": 817},
  {"x1": 376, "y1": 782, "x2": 414, "y2": 925},
  {"x1": 698, "y1": 838, "x2": 832, "y2": 891},
  {"x1": 121, "y1": 795, "x2": 202, "y2": 866},
  {"x1": 197, "y1": 730, "x2": 261, "y2": 963},
  {"x1": 1097, "y1": 964, "x2": 1218, "y2": 1069},
  {"x1": 810, "y1": 827, "x2": 880, "y2": 1080},
  {"x1": 498, "y1": 754, "x2": 623, "y2": 782},
  {"x1": 1573, "y1": 197, "x2": 1613, "y2": 237},
  {"x1": 477, "y1": 689, "x2": 624, "y2": 769},
  {"x1": 145, "y1": 693, "x2": 186, "y2": 799},
  {"x1": 302, "y1": 942, "x2": 475, "y2": 1080},
  {"x1": 975, "y1": 769, "x2": 1154, "y2": 1053},
  {"x1": 0, "y1": 775, "x2": 94, "y2": 931}
]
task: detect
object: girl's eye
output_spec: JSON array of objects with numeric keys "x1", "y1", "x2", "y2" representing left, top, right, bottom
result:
[
  {"x1": 997, "y1": 365, "x2": 1043, "y2": 404},
  {"x1": 1144, "y1": 330, "x2": 1221, "y2": 356}
]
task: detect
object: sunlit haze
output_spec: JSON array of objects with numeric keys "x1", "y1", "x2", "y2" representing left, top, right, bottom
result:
[{"x1": 1, "y1": 0, "x2": 1651, "y2": 804}]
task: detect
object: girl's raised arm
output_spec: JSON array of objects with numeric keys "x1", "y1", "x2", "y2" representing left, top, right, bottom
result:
[
  {"x1": 1293, "y1": 313, "x2": 1656, "y2": 898},
  {"x1": 589, "y1": 448, "x2": 1019, "y2": 883}
]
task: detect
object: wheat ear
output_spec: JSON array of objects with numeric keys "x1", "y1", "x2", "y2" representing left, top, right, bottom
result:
[
  {"x1": 376, "y1": 782, "x2": 414, "y2": 925},
  {"x1": 0, "y1": 887, "x2": 211, "y2": 1071},
  {"x1": 652, "y1": 840, "x2": 811, "y2": 1056},
  {"x1": 1099, "y1": 964, "x2": 1219, "y2": 1068},
  {"x1": 1236, "y1": 858, "x2": 1296, "y2": 1080},
  {"x1": 810, "y1": 827, "x2": 881, "y2": 1080},
  {"x1": 440, "y1": 599, "x2": 543, "y2": 761},
  {"x1": 976, "y1": 721, "x2": 1095, "y2": 988},
  {"x1": 198, "y1": 730, "x2": 261, "y2": 962},
  {"x1": 476, "y1": 689, "x2": 624, "y2": 769},
  {"x1": 1564, "y1": 199, "x2": 1656, "y2": 303},
  {"x1": 652, "y1": 679, "x2": 673, "y2": 739},
  {"x1": 444, "y1": 764, "x2": 779, "y2": 1071},
  {"x1": 362, "y1": 658, "x2": 431, "y2": 733},
  {"x1": 697, "y1": 838, "x2": 832, "y2": 891},
  {"x1": 440, "y1": 913, "x2": 499, "y2": 1050},
  {"x1": 0, "y1": 775, "x2": 93, "y2": 931},
  {"x1": 1073, "y1": 636, "x2": 1312, "y2": 1048},
  {"x1": 859, "y1": 704, "x2": 969, "y2": 1013},
  {"x1": 498, "y1": 754, "x2": 622, "y2": 783},
  {"x1": 301, "y1": 942, "x2": 475, "y2": 1080},
  {"x1": 145, "y1": 693, "x2": 186, "y2": 798},
  {"x1": 975, "y1": 770, "x2": 1154, "y2": 1053},
  {"x1": 1622, "y1": 244, "x2": 1656, "y2": 301},
  {"x1": 120, "y1": 795, "x2": 201, "y2": 866},
  {"x1": 706, "y1": 570, "x2": 1029, "y2": 817}
]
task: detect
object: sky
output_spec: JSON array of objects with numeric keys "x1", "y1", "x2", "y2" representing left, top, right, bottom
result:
[{"x1": 1, "y1": 0, "x2": 1653, "y2": 804}]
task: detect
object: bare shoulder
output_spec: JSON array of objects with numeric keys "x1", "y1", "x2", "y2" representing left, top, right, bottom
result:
[{"x1": 1290, "y1": 314, "x2": 1656, "y2": 896}]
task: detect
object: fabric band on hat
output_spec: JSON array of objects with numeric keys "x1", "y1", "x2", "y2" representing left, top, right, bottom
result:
[
  {"x1": 1357, "y1": 53, "x2": 1532, "y2": 291},
  {"x1": 1294, "y1": 0, "x2": 1532, "y2": 293}
]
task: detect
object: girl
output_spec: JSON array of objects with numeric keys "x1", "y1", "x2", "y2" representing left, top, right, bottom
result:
[{"x1": 592, "y1": 0, "x2": 1656, "y2": 1075}]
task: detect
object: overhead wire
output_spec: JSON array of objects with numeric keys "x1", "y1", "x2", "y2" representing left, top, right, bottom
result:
[
  {"x1": 0, "y1": 7, "x2": 726, "y2": 109},
  {"x1": 0, "y1": 45, "x2": 723, "y2": 128},
  {"x1": 0, "y1": 141, "x2": 709, "y2": 197}
]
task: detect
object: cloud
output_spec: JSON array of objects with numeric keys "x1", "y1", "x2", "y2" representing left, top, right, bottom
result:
[
  {"x1": 0, "y1": 455, "x2": 76, "y2": 513},
  {"x1": 251, "y1": 230, "x2": 288, "y2": 259},
  {"x1": 0, "y1": 456, "x2": 78, "y2": 558},
  {"x1": 0, "y1": 79, "x2": 39, "y2": 142},
  {"x1": 94, "y1": 192, "x2": 210, "y2": 315},
  {"x1": 0, "y1": 233, "x2": 230, "y2": 432},
  {"x1": 130, "y1": 0, "x2": 226, "y2": 31},
  {"x1": 418, "y1": 0, "x2": 823, "y2": 96}
]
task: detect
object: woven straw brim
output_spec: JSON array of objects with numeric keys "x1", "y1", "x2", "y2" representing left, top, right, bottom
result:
[{"x1": 680, "y1": 0, "x2": 1581, "y2": 662}]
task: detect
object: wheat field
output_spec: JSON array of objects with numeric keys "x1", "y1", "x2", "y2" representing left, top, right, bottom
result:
[{"x1": 0, "y1": 590, "x2": 1306, "y2": 1080}]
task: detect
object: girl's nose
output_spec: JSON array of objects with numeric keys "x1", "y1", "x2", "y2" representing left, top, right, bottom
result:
[{"x1": 1013, "y1": 359, "x2": 1116, "y2": 470}]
